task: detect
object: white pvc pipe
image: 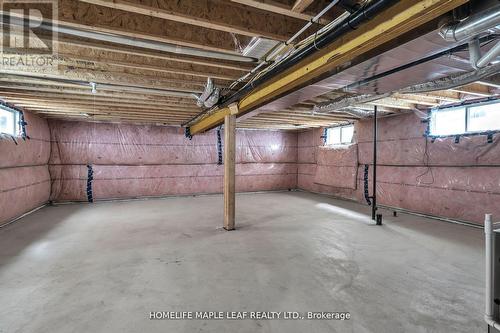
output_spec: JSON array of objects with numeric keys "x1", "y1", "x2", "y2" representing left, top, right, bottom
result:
[{"x1": 484, "y1": 214, "x2": 500, "y2": 330}]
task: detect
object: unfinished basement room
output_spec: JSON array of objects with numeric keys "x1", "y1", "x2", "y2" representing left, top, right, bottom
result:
[{"x1": 1, "y1": 0, "x2": 500, "y2": 332}]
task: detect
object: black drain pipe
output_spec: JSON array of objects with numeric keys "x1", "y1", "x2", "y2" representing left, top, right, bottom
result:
[
  {"x1": 184, "y1": 0, "x2": 398, "y2": 127},
  {"x1": 372, "y1": 105, "x2": 382, "y2": 225}
]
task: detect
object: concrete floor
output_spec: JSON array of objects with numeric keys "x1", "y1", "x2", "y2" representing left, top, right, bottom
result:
[{"x1": 0, "y1": 191, "x2": 485, "y2": 333}]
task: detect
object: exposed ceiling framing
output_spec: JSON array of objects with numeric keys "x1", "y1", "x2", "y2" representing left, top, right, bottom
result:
[
  {"x1": 0, "y1": 0, "x2": 498, "y2": 130},
  {"x1": 229, "y1": 0, "x2": 334, "y2": 24}
]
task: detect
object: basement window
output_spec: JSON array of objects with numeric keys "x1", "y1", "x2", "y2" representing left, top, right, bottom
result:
[
  {"x1": 0, "y1": 106, "x2": 20, "y2": 137},
  {"x1": 429, "y1": 99, "x2": 500, "y2": 136},
  {"x1": 326, "y1": 124, "x2": 354, "y2": 145}
]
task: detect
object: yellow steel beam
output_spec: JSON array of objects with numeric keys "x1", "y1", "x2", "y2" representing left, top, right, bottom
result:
[{"x1": 190, "y1": 0, "x2": 467, "y2": 134}]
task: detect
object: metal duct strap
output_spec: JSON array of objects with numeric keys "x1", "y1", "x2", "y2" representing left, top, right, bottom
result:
[
  {"x1": 86, "y1": 165, "x2": 94, "y2": 203},
  {"x1": 217, "y1": 126, "x2": 223, "y2": 165},
  {"x1": 364, "y1": 164, "x2": 372, "y2": 206}
]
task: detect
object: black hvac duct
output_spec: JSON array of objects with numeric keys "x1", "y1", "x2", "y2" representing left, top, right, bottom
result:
[{"x1": 185, "y1": 0, "x2": 398, "y2": 127}]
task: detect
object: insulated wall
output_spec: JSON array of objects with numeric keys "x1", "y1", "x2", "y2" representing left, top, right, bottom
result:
[
  {"x1": 0, "y1": 112, "x2": 51, "y2": 225},
  {"x1": 49, "y1": 120, "x2": 297, "y2": 201},
  {"x1": 298, "y1": 112, "x2": 500, "y2": 225}
]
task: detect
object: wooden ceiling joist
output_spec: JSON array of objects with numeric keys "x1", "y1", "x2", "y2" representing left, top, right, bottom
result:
[
  {"x1": 40, "y1": 113, "x2": 192, "y2": 123},
  {"x1": 32, "y1": 108, "x2": 194, "y2": 118},
  {"x1": 0, "y1": 94, "x2": 195, "y2": 107},
  {"x1": 240, "y1": 119, "x2": 343, "y2": 126},
  {"x1": 449, "y1": 83, "x2": 493, "y2": 97},
  {"x1": 400, "y1": 92, "x2": 460, "y2": 104},
  {"x1": 55, "y1": 61, "x2": 230, "y2": 87},
  {"x1": 34, "y1": 109, "x2": 194, "y2": 118},
  {"x1": 0, "y1": 70, "x2": 204, "y2": 93},
  {"x1": 6, "y1": 100, "x2": 198, "y2": 112},
  {"x1": 230, "y1": 0, "x2": 330, "y2": 24},
  {"x1": 54, "y1": 0, "x2": 250, "y2": 54},
  {"x1": 292, "y1": 0, "x2": 316, "y2": 13},
  {"x1": 30, "y1": 108, "x2": 194, "y2": 120},
  {"x1": 390, "y1": 94, "x2": 439, "y2": 107},
  {"x1": 59, "y1": 55, "x2": 239, "y2": 82},
  {"x1": 21, "y1": 105, "x2": 199, "y2": 119},
  {"x1": 0, "y1": 94, "x2": 196, "y2": 108},
  {"x1": 2, "y1": 0, "x2": 487, "y2": 130},
  {"x1": 77, "y1": 0, "x2": 305, "y2": 41},
  {"x1": 0, "y1": 84, "x2": 196, "y2": 103}
]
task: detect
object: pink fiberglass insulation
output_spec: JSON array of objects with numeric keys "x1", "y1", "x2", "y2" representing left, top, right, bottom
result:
[
  {"x1": 5, "y1": 109, "x2": 496, "y2": 226},
  {"x1": 0, "y1": 111, "x2": 50, "y2": 168},
  {"x1": 314, "y1": 145, "x2": 358, "y2": 189},
  {"x1": 298, "y1": 112, "x2": 500, "y2": 225},
  {"x1": 48, "y1": 120, "x2": 297, "y2": 201},
  {"x1": 0, "y1": 112, "x2": 51, "y2": 224}
]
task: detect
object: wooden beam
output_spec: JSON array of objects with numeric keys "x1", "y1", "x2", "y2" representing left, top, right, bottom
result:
[
  {"x1": 189, "y1": 0, "x2": 467, "y2": 134},
  {"x1": 78, "y1": 0, "x2": 300, "y2": 41},
  {"x1": 449, "y1": 83, "x2": 493, "y2": 97},
  {"x1": 292, "y1": 0, "x2": 315, "y2": 13},
  {"x1": 477, "y1": 80, "x2": 500, "y2": 90},
  {"x1": 369, "y1": 97, "x2": 416, "y2": 110},
  {"x1": 400, "y1": 92, "x2": 460, "y2": 103},
  {"x1": 231, "y1": 0, "x2": 329, "y2": 24},
  {"x1": 237, "y1": 123, "x2": 309, "y2": 129},
  {"x1": 224, "y1": 104, "x2": 238, "y2": 231}
]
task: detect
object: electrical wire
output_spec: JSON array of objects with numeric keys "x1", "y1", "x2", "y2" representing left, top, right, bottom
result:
[
  {"x1": 415, "y1": 136, "x2": 435, "y2": 185},
  {"x1": 223, "y1": 2, "x2": 351, "y2": 94}
]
